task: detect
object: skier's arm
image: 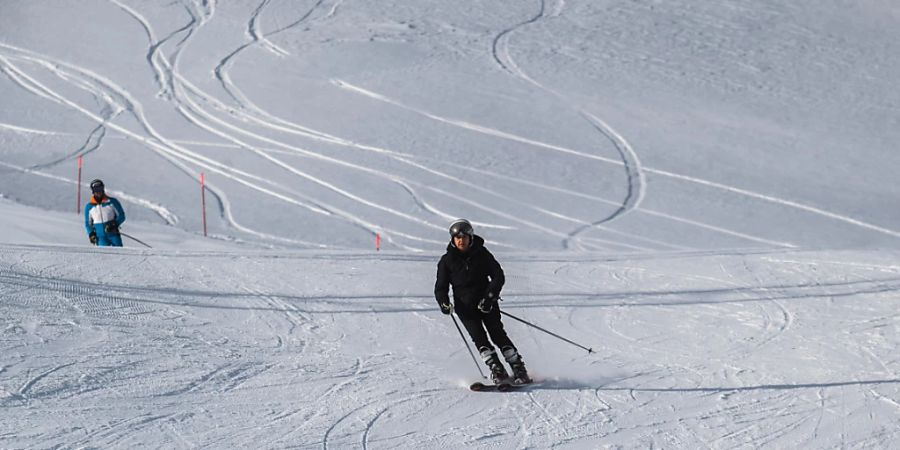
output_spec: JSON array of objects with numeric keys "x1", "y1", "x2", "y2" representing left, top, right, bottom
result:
[
  {"x1": 83, "y1": 203, "x2": 93, "y2": 235},
  {"x1": 111, "y1": 198, "x2": 126, "y2": 225},
  {"x1": 434, "y1": 257, "x2": 451, "y2": 307},
  {"x1": 485, "y1": 250, "x2": 505, "y2": 299}
]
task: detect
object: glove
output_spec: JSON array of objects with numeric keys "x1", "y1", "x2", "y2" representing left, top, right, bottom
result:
[
  {"x1": 104, "y1": 221, "x2": 119, "y2": 234},
  {"x1": 478, "y1": 291, "x2": 500, "y2": 314},
  {"x1": 439, "y1": 302, "x2": 453, "y2": 315},
  {"x1": 89, "y1": 231, "x2": 98, "y2": 245},
  {"x1": 477, "y1": 297, "x2": 495, "y2": 314}
]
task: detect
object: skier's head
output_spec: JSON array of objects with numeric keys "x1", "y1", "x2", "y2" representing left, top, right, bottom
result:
[
  {"x1": 449, "y1": 219, "x2": 474, "y2": 251},
  {"x1": 90, "y1": 179, "x2": 105, "y2": 199}
]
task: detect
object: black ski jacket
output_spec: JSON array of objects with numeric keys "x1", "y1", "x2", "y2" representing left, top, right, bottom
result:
[{"x1": 434, "y1": 235, "x2": 504, "y2": 319}]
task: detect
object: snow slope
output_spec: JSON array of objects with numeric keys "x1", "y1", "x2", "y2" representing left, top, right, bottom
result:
[
  {"x1": 2, "y1": 0, "x2": 900, "y2": 447},
  {"x1": 3, "y1": 245, "x2": 900, "y2": 447}
]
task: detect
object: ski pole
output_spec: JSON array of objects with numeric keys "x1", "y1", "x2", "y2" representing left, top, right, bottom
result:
[
  {"x1": 500, "y1": 309, "x2": 594, "y2": 354},
  {"x1": 120, "y1": 232, "x2": 152, "y2": 248},
  {"x1": 450, "y1": 312, "x2": 486, "y2": 379}
]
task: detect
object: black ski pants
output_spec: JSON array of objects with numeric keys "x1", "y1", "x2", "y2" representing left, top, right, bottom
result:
[{"x1": 459, "y1": 308, "x2": 514, "y2": 352}]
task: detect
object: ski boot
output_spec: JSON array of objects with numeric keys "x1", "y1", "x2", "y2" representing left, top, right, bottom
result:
[
  {"x1": 480, "y1": 346, "x2": 509, "y2": 385},
  {"x1": 502, "y1": 346, "x2": 532, "y2": 385}
]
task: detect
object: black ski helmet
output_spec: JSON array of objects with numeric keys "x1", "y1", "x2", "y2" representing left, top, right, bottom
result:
[
  {"x1": 449, "y1": 219, "x2": 474, "y2": 238},
  {"x1": 90, "y1": 179, "x2": 105, "y2": 193}
]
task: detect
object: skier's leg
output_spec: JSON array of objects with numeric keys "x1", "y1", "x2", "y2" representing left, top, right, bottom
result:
[
  {"x1": 459, "y1": 315, "x2": 507, "y2": 382},
  {"x1": 482, "y1": 309, "x2": 514, "y2": 349},
  {"x1": 96, "y1": 233, "x2": 112, "y2": 246},
  {"x1": 484, "y1": 309, "x2": 531, "y2": 384},
  {"x1": 501, "y1": 345, "x2": 531, "y2": 384},
  {"x1": 459, "y1": 315, "x2": 491, "y2": 350},
  {"x1": 479, "y1": 346, "x2": 508, "y2": 383},
  {"x1": 108, "y1": 233, "x2": 123, "y2": 247}
]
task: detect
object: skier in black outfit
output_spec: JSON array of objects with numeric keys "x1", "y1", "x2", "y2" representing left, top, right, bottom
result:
[{"x1": 435, "y1": 219, "x2": 531, "y2": 385}]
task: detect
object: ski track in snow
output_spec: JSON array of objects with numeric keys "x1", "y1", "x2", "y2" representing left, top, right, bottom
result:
[
  {"x1": 126, "y1": 0, "x2": 454, "y2": 251},
  {"x1": 25, "y1": 124, "x2": 109, "y2": 171},
  {"x1": 2, "y1": 1, "x2": 900, "y2": 447},
  {"x1": 489, "y1": 0, "x2": 646, "y2": 250},
  {"x1": 101, "y1": 0, "x2": 665, "y2": 251},
  {"x1": 330, "y1": 79, "x2": 802, "y2": 249},
  {"x1": 0, "y1": 160, "x2": 179, "y2": 225},
  {"x1": 0, "y1": 122, "x2": 65, "y2": 135},
  {"x1": 2, "y1": 32, "x2": 360, "y2": 249},
  {"x1": 107, "y1": 0, "x2": 348, "y2": 248},
  {"x1": 3, "y1": 4, "x2": 341, "y2": 248},
  {"x1": 0, "y1": 2, "x2": 834, "y2": 251},
  {"x1": 187, "y1": 0, "x2": 561, "y2": 251},
  {"x1": 334, "y1": 47, "x2": 900, "y2": 249},
  {"x1": 169, "y1": 1, "x2": 633, "y2": 251},
  {"x1": 13, "y1": 246, "x2": 897, "y2": 446}
]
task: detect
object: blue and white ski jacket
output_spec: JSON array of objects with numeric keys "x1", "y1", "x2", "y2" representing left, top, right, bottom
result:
[{"x1": 84, "y1": 195, "x2": 126, "y2": 239}]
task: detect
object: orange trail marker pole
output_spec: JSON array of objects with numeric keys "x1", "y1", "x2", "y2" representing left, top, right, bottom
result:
[
  {"x1": 76, "y1": 156, "x2": 83, "y2": 213},
  {"x1": 200, "y1": 172, "x2": 208, "y2": 237}
]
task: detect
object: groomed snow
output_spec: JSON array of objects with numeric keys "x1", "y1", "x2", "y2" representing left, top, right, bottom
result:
[{"x1": 2, "y1": 0, "x2": 899, "y2": 447}]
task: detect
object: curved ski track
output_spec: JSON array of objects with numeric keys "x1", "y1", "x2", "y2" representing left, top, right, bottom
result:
[
  {"x1": 116, "y1": 0, "x2": 460, "y2": 251},
  {"x1": 490, "y1": 0, "x2": 647, "y2": 250},
  {"x1": 329, "y1": 80, "x2": 796, "y2": 250},
  {"x1": 4, "y1": 1, "x2": 872, "y2": 251},
  {"x1": 321, "y1": 1, "x2": 900, "y2": 249},
  {"x1": 110, "y1": 0, "x2": 659, "y2": 252},
  {"x1": 485, "y1": 0, "x2": 900, "y2": 244}
]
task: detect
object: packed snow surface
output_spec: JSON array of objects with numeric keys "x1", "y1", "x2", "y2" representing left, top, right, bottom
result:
[{"x1": 2, "y1": 0, "x2": 899, "y2": 447}]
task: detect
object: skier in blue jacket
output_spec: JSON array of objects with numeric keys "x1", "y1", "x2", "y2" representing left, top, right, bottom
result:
[{"x1": 83, "y1": 179, "x2": 126, "y2": 247}]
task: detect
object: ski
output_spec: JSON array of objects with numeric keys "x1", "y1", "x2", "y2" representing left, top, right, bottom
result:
[
  {"x1": 469, "y1": 380, "x2": 533, "y2": 392},
  {"x1": 469, "y1": 381, "x2": 516, "y2": 392}
]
